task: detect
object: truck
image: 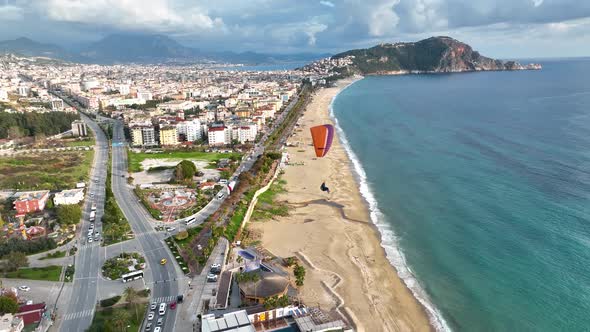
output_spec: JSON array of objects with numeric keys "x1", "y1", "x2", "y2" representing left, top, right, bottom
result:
[
  {"x1": 91, "y1": 203, "x2": 97, "y2": 211},
  {"x1": 89, "y1": 211, "x2": 96, "y2": 222}
]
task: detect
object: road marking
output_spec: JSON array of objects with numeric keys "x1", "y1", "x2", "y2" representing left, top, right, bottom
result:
[
  {"x1": 63, "y1": 308, "x2": 94, "y2": 320},
  {"x1": 153, "y1": 295, "x2": 176, "y2": 303}
]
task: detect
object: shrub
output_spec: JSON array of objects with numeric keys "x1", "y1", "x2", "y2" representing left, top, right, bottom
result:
[
  {"x1": 100, "y1": 295, "x2": 121, "y2": 307},
  {"x1": 175, "y1": 230, "x2": 189, "y2": 240}
]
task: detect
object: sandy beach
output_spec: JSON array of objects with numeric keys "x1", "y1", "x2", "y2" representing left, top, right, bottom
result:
[{"x1": 250, "y1": 78, "x2": 432, "y2": 331}]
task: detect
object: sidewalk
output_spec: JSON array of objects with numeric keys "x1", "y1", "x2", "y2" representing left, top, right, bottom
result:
[{"x1": 175, "y1": 238, "x2": 228, "y2": 332}]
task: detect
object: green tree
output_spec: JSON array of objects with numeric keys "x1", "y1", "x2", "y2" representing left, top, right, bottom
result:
[
  {"x1": 0, "y1": 295, "x2": 18, "y2": 314},
  {"x1": 175, "y1": 160, "x2": 197, "y2": 181},
  {"x1": 294, "y1": 264, "x2": 306, "y2": 286},
  {"x1": 56, "y1": 204, "x2": 82, "y2": 225},
  {"x1": 108, "y1": 308, "x2": 131, "y2": 332},
  {"x1": 1, "y1": 251, "x2": 29, "y2": 272},
  {"x1": 124, "y1": 287, "x2": 140, "y2": 321}
]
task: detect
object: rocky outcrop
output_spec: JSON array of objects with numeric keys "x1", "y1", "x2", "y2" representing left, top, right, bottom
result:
[{"x1": 303, "y1": 36, "x2": 541, "y2": 76}]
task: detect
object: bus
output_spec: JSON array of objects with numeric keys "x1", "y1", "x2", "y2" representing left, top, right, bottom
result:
[
  {"x1": 89, "y1": 211, "x2": 96, "y2": 222},
  {"x1": 121, "y1": 270, "x2": 144, "y2": 283}
]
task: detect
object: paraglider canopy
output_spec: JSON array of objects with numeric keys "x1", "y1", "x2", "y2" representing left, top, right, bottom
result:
[{"x1": 310, "y1": 124, "x2": 334, "y2": 158}]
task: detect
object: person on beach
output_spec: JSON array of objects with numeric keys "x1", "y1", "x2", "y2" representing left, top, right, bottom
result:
[{"x1": 320, "y1": 181, "x2": 330, "y2": 194}]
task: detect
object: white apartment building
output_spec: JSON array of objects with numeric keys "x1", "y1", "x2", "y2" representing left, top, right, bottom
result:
[
  {"x1": 53, "y1": 188, "x2": 85, "y2": 206},
  {"x1": 118, "y1": 84, "x2": 130, "y2": 95},
  {"x1": 208, "y1": 126, "x2": 231, "y2": 146},
  {"x1": 176, "y1": 119, "x2": 202, "y2": 142},
  {"x1": 137, "y1": 91, "x2": 153, "y2": 101},
  {"x1": 0, "y1": 89, "x2": 8, "y2": 102},
  {"x1": 231, "y1": 124, "x2": 258, "y2": 144}
]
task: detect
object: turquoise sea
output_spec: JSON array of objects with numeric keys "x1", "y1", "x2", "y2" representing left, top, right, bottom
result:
[{"x1": 331, "y1": 58, "x2": 590, "y2": 331}]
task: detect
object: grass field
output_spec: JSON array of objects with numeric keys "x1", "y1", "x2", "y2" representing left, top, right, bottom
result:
[
  {"x1": 128, "y1": 150, "x2": 241, "y2": 172},
  {"x1": 63, "y1": 138, "x2": 95, "y2": 147},
  {"x1": 4, "y1": 266, "x2": 62, "y2": 281},
  {"x1": 0, "y1": 150, "x2": 94, "y2": 190}
]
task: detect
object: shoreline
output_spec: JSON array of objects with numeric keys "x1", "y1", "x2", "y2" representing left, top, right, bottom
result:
[{"x1": 251, "y1": 77, "x2": 435, "y2": 331}]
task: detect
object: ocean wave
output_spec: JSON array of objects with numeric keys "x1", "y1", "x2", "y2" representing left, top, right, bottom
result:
[{"x1": 329, "y1": 81, "x2": 452, "y2": 332}]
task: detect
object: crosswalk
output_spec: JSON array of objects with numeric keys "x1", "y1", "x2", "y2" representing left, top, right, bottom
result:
[
  {"x1": 152, "y1": 295, "x2": 177, "y2": 303},
  {"x1": 63, "y1": 309, "x2": 94, "y2": 321}
]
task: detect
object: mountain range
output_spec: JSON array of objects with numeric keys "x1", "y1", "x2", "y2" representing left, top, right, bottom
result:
[{"x1": 0, "y1": 34, "x2": 328, "y2": 65}]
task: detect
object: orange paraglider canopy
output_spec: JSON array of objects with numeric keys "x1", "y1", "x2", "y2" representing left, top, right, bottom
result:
[{"x1": 310, "y1": 124, "x2": 334, "y2": 158}]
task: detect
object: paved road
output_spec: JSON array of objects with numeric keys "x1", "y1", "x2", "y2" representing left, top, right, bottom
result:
[
  {"x1": 60, "y1": 113, "x2": 109, "y2": 332},
  {"x1": 111, "y1": 120, "x2": 181, "y2": 332}
]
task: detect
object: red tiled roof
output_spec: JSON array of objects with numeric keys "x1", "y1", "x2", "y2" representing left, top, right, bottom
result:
[
  {"x1": 19, "y1": 303, "x2": 46, "y2": 313},
  {"x1": 16, "y1": 311, "x2": 42, "y2": 325},
  {"x1": 208, "y1": 126, "x2": 226, "y2": 132}
]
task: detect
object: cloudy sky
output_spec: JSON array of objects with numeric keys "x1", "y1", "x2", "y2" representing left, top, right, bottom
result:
[{"x1": 0, "y1": 0, "x2": 589, "y2": 58}]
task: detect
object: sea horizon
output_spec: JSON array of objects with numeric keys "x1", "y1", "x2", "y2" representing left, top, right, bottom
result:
[{"x1": 330, "y1": 58, "x2": 590, "y2": 331}]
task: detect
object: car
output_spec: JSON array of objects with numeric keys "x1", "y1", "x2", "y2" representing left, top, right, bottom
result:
[
  {"x1": 217, "y1": 192, "x2": 225, "y2": 200},
  {"x1": 210, "y1": 267, "x2": 221, "y2": 275},
  {"x1": 206, "y1": 274, "x2": 218, "y2": 282},
  {"x1": 211, "y1": 263, "x2": 221, "y2": 269},
  {"x1": 145, "y1": 322, "x2": 153, "y2": 331},
  {"x1": 157, "y1": 317, "x2": 163, "y2": 326},
  {"x1": 95, "y1": 232, "x2": 99, "y2": 236},
  {"x1": 150, "y1": 302, "x2": 157, "y2": 310},
  {"x1": 88, "y1": 237, "x2": 93, "y2": 243},
  {"x1": 154, "y1": 327, "x2": 161, "y2": 332},
  {"x1": 165, "y1": 226, "x2": 175, "y2": 232},
  {"x1": 160, "y1": 258, "x2": 167, "y2": 265},
  {"x1": 169, "y1": 301, "x2": 177, "y2": 310},
  {"x1": 18, "y1": 286, "x2": 30, "y2": 292},
  {"x1": 147, "y1": 312, "x2": 155, "y2": 320},
  {"x1": 158, "y1": 303, "x2": 166, "y2": 315}
]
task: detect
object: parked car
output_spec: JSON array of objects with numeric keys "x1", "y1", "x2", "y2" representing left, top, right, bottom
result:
[
  {"x1": 207, "y1": 274, "x2": 218, "y2": 282},
  {"x1": 153, "y1": 327, "x2": 160, "y2": 332},
  {"x1": 18, "y1": 286, "x2": 30, "y2": 292}
]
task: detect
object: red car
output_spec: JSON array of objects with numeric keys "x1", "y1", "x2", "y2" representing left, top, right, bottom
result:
[{"x1": 169, "y1": 301, "x2": 177, "y2": 310}]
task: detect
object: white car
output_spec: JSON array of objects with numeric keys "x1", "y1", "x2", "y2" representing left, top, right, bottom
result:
[
  {"x1": 147, "y1": 312, "x2": 155, "y2": 321},
  {"x1": 211, "y1": 263, "x2": 221, "y2": 269},
  {"x1": 154, "y1": 327, "x2": 161, "y2": 332},
  {"x1": 88, "y1": 237, "x2": 93, "y2": 243},
  {"x1": 18, "y1": 286, "x2": 30, "y2": 292},
  {"x1": 150, "y1": 302, "x2": 157, "y2": 310}
]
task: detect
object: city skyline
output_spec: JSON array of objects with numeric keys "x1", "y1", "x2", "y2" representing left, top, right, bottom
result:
[{"x1": 0, "y1": 0, "x2": 589, "y2": 58}]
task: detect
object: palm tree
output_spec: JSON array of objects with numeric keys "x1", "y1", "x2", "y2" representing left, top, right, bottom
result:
[
  {"x1": 110, "y1": 308, "x2": 131, "y2": 332},
  {"x1": 124, "y1": 287, "x2": 139, "y2": 321}
]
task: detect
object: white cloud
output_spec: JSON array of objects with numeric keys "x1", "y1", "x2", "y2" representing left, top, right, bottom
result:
[
  {"x1": 532, "y1": 0, "x2": 543, "y2": 7},
  {"x1": 368, "y1": 0, "x2": 401, "y2": 36},
  {"x1": 39, "y1": 0, "x2": 224, "y2": 33},
  {"x1": 0, "y1": 4, "x2": 24, "y2": 20},
  {"x1": 320, "y1": 0, "x2": 335, "y2": 8}
]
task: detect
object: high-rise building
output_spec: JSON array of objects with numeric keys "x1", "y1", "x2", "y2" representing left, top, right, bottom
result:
[
  {"x1": 131, "y1": 126, "x2": 157, "y2": 147},
  {"x1": 71, "y1": 120, "x2": 88, "y2": 137},
  {"x1": 159, "y1": 125, "x2": 179, "y2": 146},
  {"x1": 176, "y1": 119, "x2": 202, "y2": 142}
]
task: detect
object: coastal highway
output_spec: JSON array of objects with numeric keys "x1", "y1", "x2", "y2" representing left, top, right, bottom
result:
[
  {"x1": 111, "y1": 120, "x2": 180, "y2": 332},
  {"x1": 60, "y1": 113, "x2": 109, "y2": 332}
]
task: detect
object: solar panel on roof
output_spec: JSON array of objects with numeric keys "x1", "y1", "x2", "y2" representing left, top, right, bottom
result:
[{"x1": 224, "y1": 313, "x2": 239, "y2": 327}]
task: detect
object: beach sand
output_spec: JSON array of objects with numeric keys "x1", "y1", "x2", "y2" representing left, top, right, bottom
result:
[{"x1": 250, "y1": 78, "x2": 432, "y2": 331}]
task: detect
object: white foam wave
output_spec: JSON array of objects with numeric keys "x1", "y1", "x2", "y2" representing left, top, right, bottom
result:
[{"x1": 329, "y1": 81, "x2": 452, "y2": 332}]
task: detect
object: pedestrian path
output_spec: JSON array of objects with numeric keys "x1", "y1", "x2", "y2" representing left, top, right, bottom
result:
[
  {"x1": 63, "y1": 308, "x2": 94, "y2": 321},
  {"x1": 152, "y1": 295, "x2": 177, "y2": 303}
]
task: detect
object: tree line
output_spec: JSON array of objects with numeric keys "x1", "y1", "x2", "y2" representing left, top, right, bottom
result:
[{"x1": 0, "y1": 111, "x2": 80, "y2": 139}]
